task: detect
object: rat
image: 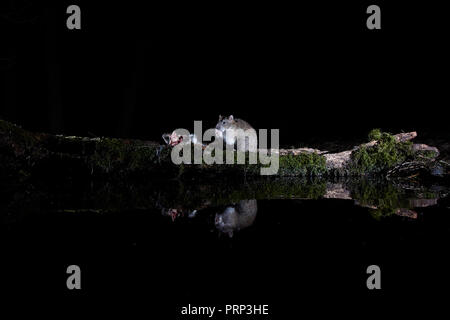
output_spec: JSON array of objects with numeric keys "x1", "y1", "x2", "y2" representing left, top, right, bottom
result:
[
  {"x1": 215, "y1": 115, "x2": 257, "y2": 152},
  {"x1": 215, "y1": 200, "x2": 258, "y2": 237}
]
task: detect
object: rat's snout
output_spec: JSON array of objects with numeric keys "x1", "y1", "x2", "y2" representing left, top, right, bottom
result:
[{"x1": 215, "y1": 214, "x2": 222, "y2": 225}]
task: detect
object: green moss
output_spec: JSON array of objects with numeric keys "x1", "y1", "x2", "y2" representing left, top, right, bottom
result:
[
  {"x1": 368, "y1": 128, "x2": 382, "y2": 141},
  {"x1": 349, "y1": 179, "x2": 409, "y2": 219},
  {"x1": 349, "y1": 131, "x2": 413, "y2": 175},
  {"x1": 278, "y1": 153, "x2": 327, "y2": 177}
]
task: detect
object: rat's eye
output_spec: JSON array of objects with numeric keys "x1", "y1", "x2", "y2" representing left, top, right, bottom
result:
[{"x1": 222, "y1": 121, "x2": 226, "y2": 124}]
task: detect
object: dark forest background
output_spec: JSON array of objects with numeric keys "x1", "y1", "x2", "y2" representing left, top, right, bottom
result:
[{"x1": 1, "y1": 1, "x2": 449, "y2": 147}]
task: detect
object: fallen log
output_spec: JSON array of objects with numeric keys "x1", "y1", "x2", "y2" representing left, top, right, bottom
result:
[{"x1": 0, "y1": 119, "x2": 443, "y2": 180}]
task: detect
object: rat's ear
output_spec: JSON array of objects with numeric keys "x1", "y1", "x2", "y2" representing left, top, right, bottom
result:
[
  {"x1": 218, "y1": 115, "x2": 223, "y2": 121},
  {"x1": 229, "y1": 115, "x2": 234, "y2": 120}
]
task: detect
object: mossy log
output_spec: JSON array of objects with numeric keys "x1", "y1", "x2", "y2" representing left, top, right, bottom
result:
[{"x1": 0, "y1": 119, "x2": 445, "y2": 181}]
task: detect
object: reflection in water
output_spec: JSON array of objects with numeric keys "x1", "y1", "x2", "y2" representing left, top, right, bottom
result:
[
  {"x1": 149, "y1": 177, "x2": 448, "y2": 235},
  {"x1": 160, "y1": 200, "x2": 258, "y2": 237},
  {"x1": 161, "y1": 208, "x2": 198, "y2": 221},
  {"x1": 1, "y1": 176, "x2": 448, "y2": 233},
  {"x1": 215, "y1": 200, "x2": 257, "y2": 237}
]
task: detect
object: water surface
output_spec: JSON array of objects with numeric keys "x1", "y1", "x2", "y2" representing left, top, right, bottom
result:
[{"x1": 1, "y1": 177, "x2": 449, "y2": 314}]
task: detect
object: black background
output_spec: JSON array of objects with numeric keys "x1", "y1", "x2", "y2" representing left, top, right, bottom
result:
[
  {"x1": 2, "y1": 1, "x2": 449, "y2": 145},
  {"x1": 1, "y1": 0, "x2": 450, "y2": 317}
]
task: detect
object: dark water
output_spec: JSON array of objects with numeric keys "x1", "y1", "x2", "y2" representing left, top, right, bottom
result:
[{"x1": 1, "y1": 177, "x2": 450, "y2": 316}]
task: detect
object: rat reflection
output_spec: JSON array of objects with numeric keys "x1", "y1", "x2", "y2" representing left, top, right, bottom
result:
[
  {"x1": 215, "y1": 200, "x2": 258, "y2": 238},
  {"x1": 161, "y1": 200, "x2": 258, "y2": 237}
]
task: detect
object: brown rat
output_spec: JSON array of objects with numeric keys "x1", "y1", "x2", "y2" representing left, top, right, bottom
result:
[{"x1": 215, "y1": 115, "x2": 257, "y2": 152}]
